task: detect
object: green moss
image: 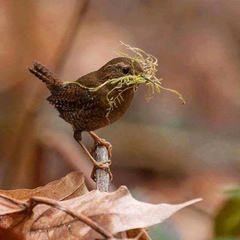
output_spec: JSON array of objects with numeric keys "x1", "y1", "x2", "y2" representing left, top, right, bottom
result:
[{"x1": 115, "y1": 42, "x2": 185, "y2": 105}]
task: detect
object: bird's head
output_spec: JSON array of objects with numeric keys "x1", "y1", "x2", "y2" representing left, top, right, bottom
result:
[{"x1": 99, "y1": 57, "x2": 144, "y2": 81}]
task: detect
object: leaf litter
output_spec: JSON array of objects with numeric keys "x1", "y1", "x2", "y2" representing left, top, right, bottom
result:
[{"x1": 0, "y1": 172, "x2": 201, "y2": 239}]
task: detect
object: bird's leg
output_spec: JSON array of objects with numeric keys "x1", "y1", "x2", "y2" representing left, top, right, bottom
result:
[
  {"x1": 88, "y1": 131, "x2": 113, "y2": 180},
  {"x1": 74, "y1": 130, "x2": 112, "y2": 181},
  {"x1": 88, "y1": 131, "x2": 113, "y2": 159}
]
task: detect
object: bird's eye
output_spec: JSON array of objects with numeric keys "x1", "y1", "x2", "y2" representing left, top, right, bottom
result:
[{"x1": 122, "y1": 67, "x2": 130, "y2": 75}]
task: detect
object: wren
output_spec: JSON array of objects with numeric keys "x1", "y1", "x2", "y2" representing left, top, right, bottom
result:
[{"x1": 28, "y1": 57, "x2": 144, "y2": 180}]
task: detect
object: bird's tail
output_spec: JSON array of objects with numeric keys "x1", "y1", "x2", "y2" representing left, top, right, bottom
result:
[{"x1": 28, "y1": 61, "x2": 63, "y2": 92}]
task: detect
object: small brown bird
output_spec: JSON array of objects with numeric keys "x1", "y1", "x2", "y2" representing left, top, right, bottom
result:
[{"x1": 29, "y1": 57, "x2": 145, "y2": 180}]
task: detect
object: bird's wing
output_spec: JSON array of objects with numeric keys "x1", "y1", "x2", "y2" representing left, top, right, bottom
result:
[{"x1": 47, "y1": 83, "x2": 98, "y2": 111}]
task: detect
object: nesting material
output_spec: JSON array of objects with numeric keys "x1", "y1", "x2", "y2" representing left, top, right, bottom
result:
[{"x1": 114, "y1": 42, "x2": 185, "y2": 104}]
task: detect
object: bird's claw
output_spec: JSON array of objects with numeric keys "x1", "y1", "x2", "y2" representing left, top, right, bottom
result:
[
  {"x1": 90, "y1": 139, "x2": 113, "y2": 159},
  {"x1": 91, "y1": 160, "x2": 113, "y2": 181}
]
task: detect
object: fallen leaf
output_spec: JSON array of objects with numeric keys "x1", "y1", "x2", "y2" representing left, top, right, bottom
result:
[
  {"x1": 126, "y1": 228, "x2": 151, "y2": 240},
  {"x1": 0, "y1": 195, "x2": 27, "y2": 215},
  {"x1": 0, "y1": 226, "x2": 24, "y2": 240},
  {"x1": 0, "y1": 171, "x2": 88, "y2": 201},
  {"x1": 0, "y1": 186, "x2": 201, "y2": 239},
  {"x1": 0, "y1": 172, "x2": 88, "y2": 232}
]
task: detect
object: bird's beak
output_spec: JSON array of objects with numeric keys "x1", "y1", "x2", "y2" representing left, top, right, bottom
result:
[{"x1": 141, "y1": 74, "x2": 155, "y2": 84}]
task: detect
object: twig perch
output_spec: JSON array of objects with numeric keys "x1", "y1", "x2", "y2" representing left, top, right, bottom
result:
[{"x1": 93, "y1": 146, "x2": 110, "y2": 192}]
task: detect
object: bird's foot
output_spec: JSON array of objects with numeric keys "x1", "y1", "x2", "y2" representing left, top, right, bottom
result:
[
  {"x1": 91, "y1": 160, "x2": 113, "y2": 181},
  {"x1": 74, "y1": 135, "x2": 113, "y2": 181},
  {"x1": 89, "y1": 131, "x2": 113, "y2": 159}
]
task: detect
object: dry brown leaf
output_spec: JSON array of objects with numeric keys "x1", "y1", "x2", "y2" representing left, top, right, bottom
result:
[
  {"x1": 0, "y1": 171, "x2": 88, "y2": 236},
  {"x1": 0, "y1": 171, "x2": 88, "y2": 201},
  {"x1": 126, "y1": 228, "x2": 151, "y2": 240},
  {"x1": 0, "y1": 226, "x2": 24, "y2": 240},
  {"x1": 0, "y1": 185, "x2": 201, "y2": 239},
  {"x1": 0, "y1": 195, "x2": 28, "y2": 215}
]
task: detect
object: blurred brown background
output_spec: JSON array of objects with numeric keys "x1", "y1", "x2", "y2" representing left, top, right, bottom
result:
[{"x1": 0, "y1": 1, "x2": 239, "y2": 239}]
